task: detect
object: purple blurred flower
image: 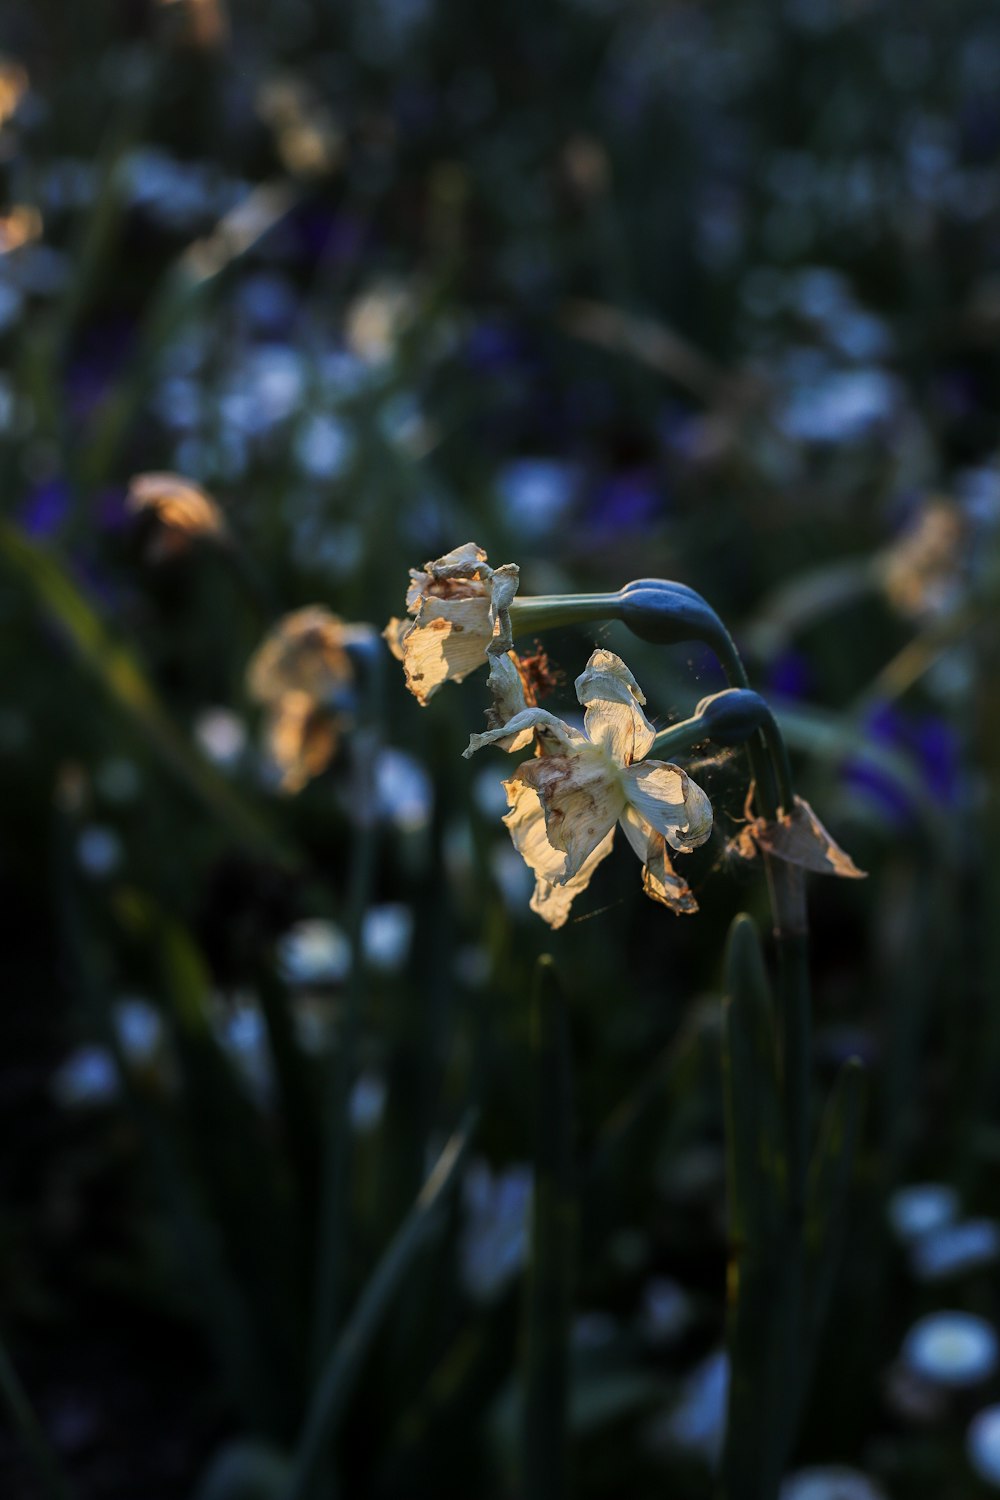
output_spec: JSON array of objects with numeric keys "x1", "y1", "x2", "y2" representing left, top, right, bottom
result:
[
  {"x1": 19, "y1": 478, "x2": 71, "y2": 538},
  {"x1": 586, "y1": 468, "x2": 664, "y2": 533},
  {"x1": 766, "y1": 649, "x2": 815, "y2": 701},
  {"x1": 843, "y1": 701, "x2": 961, "y2": 827}
]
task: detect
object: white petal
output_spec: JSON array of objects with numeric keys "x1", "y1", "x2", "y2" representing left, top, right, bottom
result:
[
  {"x1": 619, "y1": 805, "x2": 698, "y2": 914},
  {"x1": 396, "y1": 596, "x2": 493, "y2": 704},
  {"x1": 624, "y1": 761, "x2": 713, "y2": 850},
  {"x1": 575, "y1": 649, "x2": 657, "y2": 766},
  {"x1": 504, "y1": 776, "x2": 614, "y2": 929},
  {"x1": 464, "y1": 708, "x2": 586, "y2": 758},
  {"x1": 516, "y1": 749, "x2": 625, "y2": 878}
]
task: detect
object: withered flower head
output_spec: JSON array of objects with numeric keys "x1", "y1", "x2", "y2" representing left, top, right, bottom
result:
[
  {"x1": 384, "y1": 543, "x2": 520, "y2": 706},
  {"x1": 247, "y1": 606, "x2": 356, "y2": 706},
  {"x1": 126, "y1": 471, "x2": 228, "y2": 560},
  {"x1": 465, "y1": 648, "x2": 712, "y2": 929}
]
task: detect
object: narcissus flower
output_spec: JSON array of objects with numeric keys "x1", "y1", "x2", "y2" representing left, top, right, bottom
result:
[
  {"x1": 246, "y1": 607, "x2": 370, "y2": 793},
  {"x1": 384, "y1": 543, "x2": 519, "y2": 705},
  {"x1": 126, "y1": 471, "x2": 228, "y2": 560},
  {"x1": 464, "y1": 649, "x2": 712, "y2": 928}
]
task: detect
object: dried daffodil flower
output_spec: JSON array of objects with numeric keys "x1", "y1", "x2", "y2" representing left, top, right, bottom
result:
[
  {"x1": 384, "y1": 543, "x2": 519, "y2": 706},
  {"x1": 247, "y1": 606, "x2": 357, "y2": 705},
  {"x1": 732, "y1": 793, "x2": 866, "y2": 879},
  {"x1": 246, "y1": 607, "x2": 372, "y2": 794},
  {"x1": 464, "y1": 648, "x2": 712, "y2": 929},
  {"x1": 264, "y1": 691, "x2": 342, "y2": 795},
  {"x1": 126, "y1": 471, "x2": 228, "y2": 561}
]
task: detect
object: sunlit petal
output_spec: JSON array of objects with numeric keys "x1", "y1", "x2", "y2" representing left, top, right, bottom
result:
[
  {"x1": 618, "y1": 804, "x2": 698, "y2": 914},
  {"x1": 624, "y1": 760, "x2": 713, "y2": 850},
  {"x1": 575, "y1": 648, "x2": 657, "y2": 765},
  {"x1": 503, "y1": 776, "x2": 614, "y2": 928},
  {"x1": 516, "y1": 749, "x2": 625, "y2": 878},
  {"x1": 397, "y1": 595, "x2": 493, "y2": 705}
]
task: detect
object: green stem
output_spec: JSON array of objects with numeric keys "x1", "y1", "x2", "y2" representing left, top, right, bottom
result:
[
  {"x1": 522, "y1": 957, "x2": 575, "y2": 1500},
  {"x1": 285, "y1": 1116, "x2": 475, "y2": 1500}
]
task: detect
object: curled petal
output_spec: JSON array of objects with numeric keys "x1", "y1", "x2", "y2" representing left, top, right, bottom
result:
[
  {"x1": 735, "y1": 795, "x2": 866, "y2": 878},
  {"x1": 464, "y1": 707, "x2": 586, "y2": 758},
  {"x1": 516, "y1": 750, "x2": 625, "y2": 879},
  {"x1": 487, "y1": 563, "x2": 520, "y2": 654},
  {"x1": 127, "y1": 471, "x2": 227, "y2": 539},
  {"x1": 623, "y1": 760, "x2": 713, "y2": 851},
  {"x1": 619, "y1": 805, "x2": 698, "y2": 914},
  {"x1": 504, "y1": 776, "x2": 615, "y2": 929},
  {"x1": 405, "y1": 542, "x2": 491, "y2": 611},
  {"x1": 575, "y1": 649, "x2": 657, "y2": 766}
]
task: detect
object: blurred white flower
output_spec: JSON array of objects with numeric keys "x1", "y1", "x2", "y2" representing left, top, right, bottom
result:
[
  {"x1": 639, "y1": 1276, "x2": 693, "y2": 1348},
  {"x1": 50, "y1": 1046, "x2": 119, "y2": 1108},
  {"x1": 113, "y1": 997, "x2": 165, "y2": 1067},
  {"x1": 210, "y1": 992, "x2": 273, "y2": 1106},
  {"x1": 361, "y1": 904, "x2": 413, "y2": 973},
  {"x1": 659, "y1": 1350, "x2": 729, "y2": 1467},
  {"x1": 459, "y1": 1161, "x2": 533, "y2": 1303},
  {"x1": 374, "y1": 747, "x2": 433, "y2": 831},
  {"x1": 887, "y1": 1182, "x2": 959, "y2": 1244},
  {"x1": 349, "y1": 1070, "x2": 387, "y2": 1134},
  {"x1": 278, "y1": 920, "x2": 351, "y2": 986},
  {"x1": 497, "y1": 458, "x2": 576, "y2": 538},
  {"x1": 968, "y1": 1405, "x2": 1000, "y2": 1487},
  {"x1": 902, "y1": 1311, "x2": 998, "y2": 1387},
  {"x1": 195, "y1": 707, "x2": 248, "y2": 769},
  {"x1": 911, "y1": 1219, "x2": 1000, "y2": 1282},
  {"x1": 780, "y1": 1468, "x2": 886, "y2": 1500},
  {"x1": 76, "y1": 825, "x2": 123, "y2": 879}
]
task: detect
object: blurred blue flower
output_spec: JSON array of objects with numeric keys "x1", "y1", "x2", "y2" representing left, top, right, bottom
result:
[{"x1": 50, "y1": 1046, "x2": 120, "y2": 1109}]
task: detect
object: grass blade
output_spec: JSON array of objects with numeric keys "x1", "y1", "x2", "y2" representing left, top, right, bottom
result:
[{"x1": 522, "y1": 955, "x2": 575, "y2": 1500}]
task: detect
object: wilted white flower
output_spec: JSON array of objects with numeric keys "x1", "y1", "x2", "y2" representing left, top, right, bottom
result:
[
  {"x1": 464, "y1": 649, "x2": 712, "y2": 928},
  {"x1": 383, "y1": 542, "x2": 519, "y2": 705},
  {"x1": 901, "y1": 1311, "x2": 998, "y2": 1388},
  {"x1": 967, "y1": 1405, "x2": 1000, "y2": 1487}
]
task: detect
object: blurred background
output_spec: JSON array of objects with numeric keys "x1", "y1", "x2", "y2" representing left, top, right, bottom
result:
[{"x1": 3, "y1": 0, "x2": 1000, "y2": 1496}]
